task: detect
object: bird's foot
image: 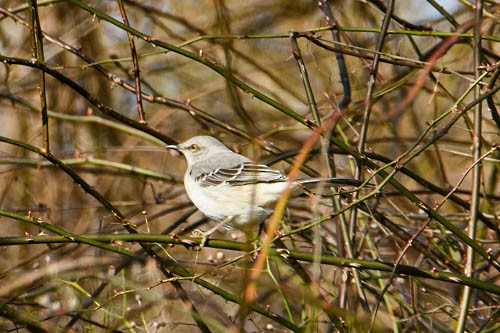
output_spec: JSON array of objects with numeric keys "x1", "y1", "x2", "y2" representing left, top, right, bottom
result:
[{"x1": 192, "y1": 216, "x2": 235, "y2": 248}]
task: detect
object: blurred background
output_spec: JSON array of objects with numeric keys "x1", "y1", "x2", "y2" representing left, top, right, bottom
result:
[{"x1": 0, "y1": 1, "x2": 498, "y2": 332}]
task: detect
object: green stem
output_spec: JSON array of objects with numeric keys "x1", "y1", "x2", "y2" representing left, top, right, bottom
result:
[{"x1": 0, "y1": 232, "x2": 498, "y2": 295}]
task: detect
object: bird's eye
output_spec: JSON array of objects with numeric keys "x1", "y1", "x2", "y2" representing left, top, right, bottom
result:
[{"x1": 188, "y1": 143, "x2": 199, "y2": 151}]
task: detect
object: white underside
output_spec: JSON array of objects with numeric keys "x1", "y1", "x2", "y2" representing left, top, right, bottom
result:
[{"x1": 184, "y1": 173, "x2": 291, "y2": 225}]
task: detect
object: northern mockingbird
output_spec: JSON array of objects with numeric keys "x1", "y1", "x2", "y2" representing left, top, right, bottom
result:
[{"x1": 167, "y1": 135, "x2": 361, "y2": 243}]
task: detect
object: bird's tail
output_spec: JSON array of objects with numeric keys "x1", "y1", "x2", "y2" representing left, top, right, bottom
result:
[{"x1": 297, "y1": 177, "x2": 364, "y2": 187}]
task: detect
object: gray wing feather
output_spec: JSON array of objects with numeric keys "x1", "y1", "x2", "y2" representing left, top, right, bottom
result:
[{"x1": 195, "y1": 162, "x2": 286, "y2": 187}]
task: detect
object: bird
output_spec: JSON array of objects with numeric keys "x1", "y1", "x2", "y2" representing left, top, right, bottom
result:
[{"x1": 167, "y1": 135, "x2": 362, "y2": 244}]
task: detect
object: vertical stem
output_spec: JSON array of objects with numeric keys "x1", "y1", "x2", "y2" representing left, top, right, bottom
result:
[
  {"x1": 455, "y1": 1, "x2": 483, "y2": 331},
  {"x1": 351, "y1": 0, "x2": 395, "y2": 250},
  {"x1": 29, "y1": 0, "x2": 49, "y2": 152},
  {"x1": 290, "y1": 31, "x2": 323, "y2": 327},
  {"x1": 290, "y1": 33, "x2": 319, "y2": 122},
  {"x1": 317, "y1": 0, "x2": 350, "y2": 109},
  {"x1": 316, "y1": 0, "x2": 371, "y2": 314},
  {"x1": 356, "y1": 0, "x2": 395, "y2": 156},
  {"x1": 117, "y1": 0, "x2": 146, "y2": 123},
  {"x1": 351, "y1": 0, "x2": 396, "y2": 316},
  {"x1": 215, "y1": 0, "x2": 256, "y2": 133},
  {"x1": 293, "y1": 24, "x2": 369, "y2": 316}
]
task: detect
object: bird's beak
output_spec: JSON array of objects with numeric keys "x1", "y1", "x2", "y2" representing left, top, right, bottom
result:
[{"x1": 166, "y1": 144, "x2": 179, "y2": 151}]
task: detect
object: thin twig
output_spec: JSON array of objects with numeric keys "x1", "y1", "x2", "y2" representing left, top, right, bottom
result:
[
  {"x1": 117, "y1": 0, "x2": 146, "y2": 123},
  {"x1": 318, "y1": 0, "x2": 351, "y2": 109},
  {"x1": 368, "y1": 219, "x2": 432, "y2": 332},
  {"x1": 290, "y1": 30, "x2": 358, "y2": 327},
  {"x1": 28, "y1": 0, "x2": 49, "y2": 153},
  {"x1": 455, "y1": 1, "x2": 484, "y2": 331}
]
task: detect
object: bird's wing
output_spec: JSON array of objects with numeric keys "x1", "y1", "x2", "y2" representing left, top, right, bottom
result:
[{"x1": 196, "y1": 162, "x2": 286, "y2": 186}]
